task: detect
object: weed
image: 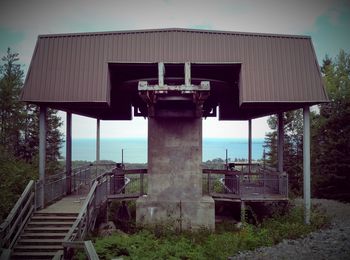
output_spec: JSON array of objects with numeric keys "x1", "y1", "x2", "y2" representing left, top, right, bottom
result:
[{"x1": 88, "y1": 201, "x2": 330, "y2": 260}]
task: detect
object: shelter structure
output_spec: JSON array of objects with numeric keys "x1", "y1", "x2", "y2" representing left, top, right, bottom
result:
[{"x1": 21, "y1": 28, "x2": 328, "y2": 229}]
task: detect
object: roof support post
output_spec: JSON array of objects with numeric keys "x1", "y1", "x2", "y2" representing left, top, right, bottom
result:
[
  {"x1": 248, "y1": 119, "x2": 252, "y2": 174},
  {"x1": 158, "y1": 62, "x2": 164, "y2": 86},
  {"x1": 39, "y1": 106, "x2": 46, "y2": 207},
  {"x1": 277, "y1": 113, "x2": 284, "y2": 173},
  {"x1": 185, "y1": 62, "x2": 191, "y2": 86},
  {"x1": 303, "y1": 106, "x2": 311, "y2": 224},
  {"x1": 66, "y1": 112, "x2": 72, "y2": 195},
  {"x1": 96, "y1": 119, "x2": 100, "y2": 163}
]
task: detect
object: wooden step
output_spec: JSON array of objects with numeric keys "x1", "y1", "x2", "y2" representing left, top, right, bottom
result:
[
  {"x1": 11, "y1": 251, "x2": 56, "y2": 259},
  {"x1": 17, "y1": 239, "x2": 63, "y2": 245},
  {"x1": 21, "y1": 232, "x2": 66, "y2": 239},
  {"x1": 33, "y1": 212, "x2": 78, "y2": 217},
  {"x1": 27, "y1": 221, "x2": 74, "y2": 227},
  {"x1": 14, "y1": 244, "x2": 63, "y2": 252},
  {"x1": 24, "y1": 226, "x2": 71, "y2": 232},
  {"x1": 31, "y1": 215, "x2": 77, "y2": 222}
]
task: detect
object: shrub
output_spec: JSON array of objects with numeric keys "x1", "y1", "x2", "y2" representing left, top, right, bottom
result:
[{"x1": 89, "y1": 201, "x2": 330, "y2": 260}]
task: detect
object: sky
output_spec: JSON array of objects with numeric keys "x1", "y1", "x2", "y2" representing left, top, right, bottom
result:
[{"x1": 0, "y1": 0, "x2": 349, "y2": 139}]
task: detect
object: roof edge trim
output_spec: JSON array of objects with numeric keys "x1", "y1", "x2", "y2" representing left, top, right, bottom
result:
[{"x1": 38, "y1": 28, "x2": 311, "y2": 40}]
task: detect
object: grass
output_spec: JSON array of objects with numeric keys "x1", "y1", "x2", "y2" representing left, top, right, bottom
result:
[{"x1": 80, "y1": 202, "x2": 330, "y2": 260}]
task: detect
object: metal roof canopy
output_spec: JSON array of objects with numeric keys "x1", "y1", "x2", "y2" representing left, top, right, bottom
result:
[{"x1": 21, "y1": 28, "x2": 328, "y2": 120}]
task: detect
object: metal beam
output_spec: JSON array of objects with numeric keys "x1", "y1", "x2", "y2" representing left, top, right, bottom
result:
[
  {"x1": 278, "y1": 113, "x2": 284, "y2": 173},
  {"x1": 248, "y1": 119, "x2": 252, "y2": 174},
  {"x1": 96, "y1": 119, "x2": 100, "y2": 163},
  {"x1": 39, "y1": 106, "x2": 46, "y2": 207},
  {"x1": 138, "y1": 81, "x2": 210, "y2": 91},
  {"x1": 303, "y1": 106, "x2": 311, "y2": 224},
  {"x1": 66, "y1": 112, "x2": 72, "y2": 195}
]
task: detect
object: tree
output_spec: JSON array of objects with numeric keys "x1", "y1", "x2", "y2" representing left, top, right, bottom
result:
[
  {"x1": 0, "y1": 48, "x2": 25, "y2": 156},
  {"x1": 312, "y1": 50, "x2": 350, "y2": 201},
  {"x1": 0, "y1": 48, "x2": 64, "y2": 220},
  {"x1": 20, "y1": 105, "x2": 63, "y2": 174},
  {"x1": 264, "y1": 50, "x2": 350, "y2": 201},
  {"x1": 0, "y1": 48, "x2": 63, "y2": 170},
  {"x1": 263, "y1": 110, "x2": 304, "y2": 195}
]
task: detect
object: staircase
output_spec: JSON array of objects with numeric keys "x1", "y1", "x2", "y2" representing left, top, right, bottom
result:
[{"x1": 11, "y1": 212, "x2": 78, "y2": 259}]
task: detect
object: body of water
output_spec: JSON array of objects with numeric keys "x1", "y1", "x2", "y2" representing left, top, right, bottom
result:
[{"x1": 60, "y1": 138, "x2": 265, "y2": 163}]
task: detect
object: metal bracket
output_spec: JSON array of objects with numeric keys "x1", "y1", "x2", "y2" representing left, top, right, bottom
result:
[{"x1": 138, "y1": 62, "x2": 210, "y2": 117}]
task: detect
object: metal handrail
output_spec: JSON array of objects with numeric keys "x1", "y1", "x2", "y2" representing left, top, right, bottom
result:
[
  {"x1": 62, "y1": 241, "x2": 99, "y2": 260},
  {"x1": 0, "y1": 180, "x2": 36, "y2": 257},
  {"x1": 63, "y1": 167, "x2": 114, "y2": 259},
  {"x1": 64, "y1": 181, "x2": 98, "y2": 243},
  {"x1": 204, "y1": 167, "x2": 288, "y2": 198}
]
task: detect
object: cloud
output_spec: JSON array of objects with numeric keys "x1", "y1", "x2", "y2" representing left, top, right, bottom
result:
[
  {"x1": 0, "y1": 0, "x2": 340, "y2": 67},
  {"x1": 1, "y1": 0, "x2": 347, "y2": 139}
]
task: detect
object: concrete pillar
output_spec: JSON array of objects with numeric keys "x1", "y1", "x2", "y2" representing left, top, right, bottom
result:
[
  {"x1": 39, "y1": 106, "x2": 46, "y2": 207},
  {"x1": 248, "y1": 119, "x2": 252, "y2": 173},
  {"x1": 303, "y1": 106, "x2": 311, "y2": 224},
  {"x1": 136, "y1": 117, "x2": 215, "y2": 230},
  {"x1": 96, "y1": 119, "x2": 100, "y2": 163},
  {"x1": 66, "y1": 112, "x2": 72, "y2": 195},
  {"x1": 278, "y1": 113, "x2": 284, "y2": 173}
]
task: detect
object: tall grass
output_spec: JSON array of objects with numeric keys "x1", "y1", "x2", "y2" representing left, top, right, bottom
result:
[{"x1": 85, "y1": 202, "x2": 329, "y2": 260}]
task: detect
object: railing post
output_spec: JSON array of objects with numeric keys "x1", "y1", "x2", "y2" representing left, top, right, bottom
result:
[
  {"x1": 303, "y1": 106, "x2": 311, "y2": 225},
  {"x1": 78, "y1": 221, "x2": 82, "y2": 239},
  {"x1": 66, "y1": 111, "x2": 72, "y2": 195},
  {"x1": 263, "y1": 172, "x2": 266, "y2": 198},
  {"x1": 39, "y1": 106, "x2": 46, "y2": 208},
  {"x1": 240, "y1": 201, "x2": 246, "y2": 223},
  {"x1": 208, "y1": 172, "x2": 211, "y2": 195},
  {"x1": 140, "y1": 173, "x2": 144, "y2": 195}
]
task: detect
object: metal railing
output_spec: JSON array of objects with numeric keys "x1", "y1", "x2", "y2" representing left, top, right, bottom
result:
[
  {"x1": 0, "y1": 180, "x2": 36, "y2": 259},
  {"x1": 62, "y1": 241, "x2": 99, "y2": 260},
  {"x1": 63, "y1": 167, "x2": 117, "y2": 259},
  {"x1": 203, "y1": 167, "x2": 288, "y2": 199},
  {"x1": 35, "y1": 163, "x2": 116, "y2": 208},
  {"x1": 109, "y1": 168, "x2": 147, "y2": 197},
  {"x1": 63, "y1": 180, "x2": 102, "y2": 259}
]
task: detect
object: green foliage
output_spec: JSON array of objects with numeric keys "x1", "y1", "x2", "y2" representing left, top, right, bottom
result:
[
  {"x1": 264, "y1": 110, "x2": 304, "y2": 195},
  {"x1": 262, "y1": 203, "x2": 330, "y2": 244},
  {"x1": 0, "y1": 145, "x2": 37, "y2": 222},
  {"x1": 90, "y1": 203, "x2": 329, "y2": 260},
  {"x1": 0, "y1": 48, "x2": 64, "y2": 219},
  {"x1": 312, "y1": 50, "x2": 350, "y2": 202},
  {"x1": 0, "y1": 48, "x2": 25, "y2": 156},
  {"x1": 264, "y1": 50, "x2": 350, "y2": 200}
]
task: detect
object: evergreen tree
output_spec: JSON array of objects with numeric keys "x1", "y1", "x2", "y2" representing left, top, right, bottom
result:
[
  {"x1": 312, "y1": 50, "x2": 350, "y2": 201},
  {"x1": 0, "y1": 48, "x2": 63, "y2": 170},
  {"x1": 263, "y1": 110, "x2": 304, "y2": 195},
  {"x1": 0, "y1": 48, "x2": 64, "y2": 220},
  {"x1": 264, "y1": 50, "x2": 350, "y2": 200},
  {"x1": 0, "y1": 48, "x2": 25, "y2": 156}
]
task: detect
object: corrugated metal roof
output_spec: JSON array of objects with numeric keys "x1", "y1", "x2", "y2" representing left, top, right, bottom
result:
[{"x1": 21, "y1": 28, "x2": 328, "y2": 119}]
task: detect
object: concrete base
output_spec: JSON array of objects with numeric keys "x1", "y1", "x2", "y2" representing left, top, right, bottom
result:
[
  {"x1": 136, "y1": 195, "x2": 215, "y2": 230},
  {"x1": 136, "y1": 117, "x2": 215, "y2": 230}
]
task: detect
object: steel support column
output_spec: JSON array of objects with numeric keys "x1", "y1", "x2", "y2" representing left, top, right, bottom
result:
[
  {"x1": 66, "y1": 112, "x2": 72, "y2": 195},
  {"x1": 96, "y1": 119, "x2": 100, "y2": 163},
  {"x1": 248, "y1": 119, "x2": 252, "y2": 173},
  {"x1": 278, "y1": 113, "x2": 284, "y2": 173},
  {"x1": 39, "y1": 106, "x2": 47, "y2": 207},
  {"x1": 303, "y1": 107, "x2": 311, "y2": 224}
]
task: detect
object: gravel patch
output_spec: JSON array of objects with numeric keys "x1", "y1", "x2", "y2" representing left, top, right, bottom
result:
[{"x1": 230, "y1": 199, "x2": 350, "y2": 260}]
